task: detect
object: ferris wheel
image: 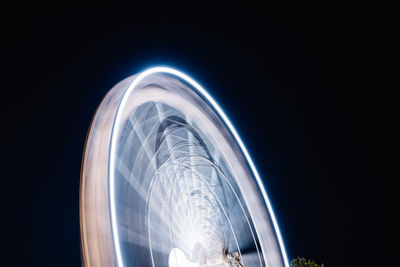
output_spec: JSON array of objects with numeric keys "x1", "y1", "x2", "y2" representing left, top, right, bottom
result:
[{"x1": 80, "y1": 67, "x2": 289, "y2": 267}]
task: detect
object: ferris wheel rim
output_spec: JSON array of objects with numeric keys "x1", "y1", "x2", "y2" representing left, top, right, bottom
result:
[{"x1": 108, "y1": 66, "x2": 289, "y2": 267}]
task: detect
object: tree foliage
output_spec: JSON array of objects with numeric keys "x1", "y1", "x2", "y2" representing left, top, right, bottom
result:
[{"x1": 291, "y1": 257, "x2": 324, "y2": 267}]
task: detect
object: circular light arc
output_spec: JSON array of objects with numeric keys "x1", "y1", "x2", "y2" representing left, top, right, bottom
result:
[{"x1": 109, "y1": 66, "x2": 289, "y2": 267}]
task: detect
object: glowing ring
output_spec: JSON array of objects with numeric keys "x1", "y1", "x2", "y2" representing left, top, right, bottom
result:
[{"x1": 80, "y1": 67, "x2": 289, "y2": 267}]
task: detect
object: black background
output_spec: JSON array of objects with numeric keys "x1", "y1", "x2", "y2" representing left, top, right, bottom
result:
[{"x1": 1, "y1": 2, "x2": 396, "y2": 267}]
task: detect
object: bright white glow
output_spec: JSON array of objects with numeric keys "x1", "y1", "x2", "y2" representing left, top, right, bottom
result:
[
  {"x1": 109, "y1": 66, "x2": 289, "y2": 267},
  {"x1": 168, "y1": 246, "x2": 228, "y2": 267},
  {"x1": 168, "y1": 248, "x2": 199, "y2": 267}
]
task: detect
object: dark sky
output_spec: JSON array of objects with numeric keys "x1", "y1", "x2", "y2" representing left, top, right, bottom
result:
[{"x1": 1, "y1": 2, "x2": 395, "y2": 267}]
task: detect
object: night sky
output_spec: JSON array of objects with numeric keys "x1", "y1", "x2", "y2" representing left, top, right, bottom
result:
[{"x1": 1, "y1": 2, "x2": 395, "y2": 267}]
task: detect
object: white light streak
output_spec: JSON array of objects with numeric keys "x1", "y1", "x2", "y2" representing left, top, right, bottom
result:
[{"x1": 109, "y1": 67, "x2": 289, "y2": 267}]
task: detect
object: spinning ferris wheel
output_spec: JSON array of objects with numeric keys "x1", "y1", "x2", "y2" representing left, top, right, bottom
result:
[{"x1": 80, "y1": 67, "x2": 289, "y2": 267}]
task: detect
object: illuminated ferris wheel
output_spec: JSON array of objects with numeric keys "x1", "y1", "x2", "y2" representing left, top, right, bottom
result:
[{"x1": 80, "y1": 67, "x2": 288, "y2": 267}]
